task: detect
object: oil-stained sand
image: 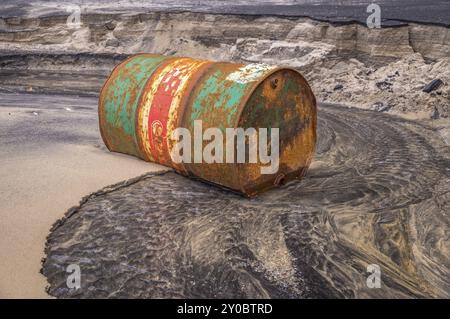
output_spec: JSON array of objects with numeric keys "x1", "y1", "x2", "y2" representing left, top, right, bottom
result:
[{"x1": 42, "y1": 104, "x2": 450, "y2": 298}]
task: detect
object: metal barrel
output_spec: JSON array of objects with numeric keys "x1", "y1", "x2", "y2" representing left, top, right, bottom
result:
[
  {"x1": 99, "y1": 54, "x2": 317, "y2": 196},
  {"x1": 98, "y1": 53, "x2": 171, "y2": 158}
]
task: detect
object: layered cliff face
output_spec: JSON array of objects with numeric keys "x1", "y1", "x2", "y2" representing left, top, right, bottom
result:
[
  {"x1": 0, "y1": 11, "x2": 449, "y2": 119},
  {"x1": 1, "y1": 12, "x2": 449, "y2": 58}
]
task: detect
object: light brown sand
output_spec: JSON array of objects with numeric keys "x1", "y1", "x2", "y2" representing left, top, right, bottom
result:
[{"x1": 0, "y1": 142, "x2": 166, "y2": 298}]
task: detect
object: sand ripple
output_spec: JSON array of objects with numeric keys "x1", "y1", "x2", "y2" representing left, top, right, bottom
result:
[{"x1": 42, "y1": 104, "x2": 450, "y2": 298}]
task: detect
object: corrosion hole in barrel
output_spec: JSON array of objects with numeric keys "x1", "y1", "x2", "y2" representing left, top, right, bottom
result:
[
  {"x1": 274, "y1": 173, "x2": 286, "y2": 186},
  {"x1": 271, "y1": 78, "x2": 279, "y2": 89}
]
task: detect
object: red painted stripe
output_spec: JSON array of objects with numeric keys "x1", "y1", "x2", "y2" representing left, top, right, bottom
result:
[{"x1": 147, "y1": 69, "x2": 183, "y2": 166}]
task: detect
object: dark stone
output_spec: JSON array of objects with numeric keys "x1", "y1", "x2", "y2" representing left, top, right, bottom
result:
[
  {"x1": 423, "y1": 79, "x2": 444, "y2": 93},
  {"x1": 376, "y1": 81, "x2": 393, "y2": 91},
  {"x1": 104, "y1": 21, "x2": 116, "y2": 31},
  {"x1": 373, "y1": 102, "x2": 392, "y2": 112},
  {"x1": 333, "y1": 84, "x2": 344, "y2": 91},
  {"x1": 387, "y1": 71, "x2": 399, "y2": 78},
  {"x1": 379, "y1": 105, "x2": 392, "y2": 112}
]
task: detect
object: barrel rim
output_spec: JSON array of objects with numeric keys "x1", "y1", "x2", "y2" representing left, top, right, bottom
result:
[{"x1": 233, "y1": 66, "x2": 317, "y2": 195}]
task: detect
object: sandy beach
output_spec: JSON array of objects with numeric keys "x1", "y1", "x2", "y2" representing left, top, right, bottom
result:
[{"x1": 0, "y1": 94, "x2": 166, "y2": 298}]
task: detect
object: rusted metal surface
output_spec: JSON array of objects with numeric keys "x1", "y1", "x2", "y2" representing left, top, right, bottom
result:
[
  {"x1": 136, "y1": 57, "x2": 213, "y2": 171},
  {"x1": 98, "y1": 53, "x2": 169, "y2": 158},
  {"x1": 99, "y1": 55, "x2": 317, "y2": 196},
  {"x1": 237, "y1": 69, "x2": 317, "y2": 195}
]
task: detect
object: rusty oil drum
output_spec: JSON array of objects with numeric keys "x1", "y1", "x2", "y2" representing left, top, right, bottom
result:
[{"x1": 99, "y1": 53, "x2": 317, "y2": 196}]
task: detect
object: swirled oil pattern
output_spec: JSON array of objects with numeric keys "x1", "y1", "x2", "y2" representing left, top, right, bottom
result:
[{"x1": 42, "y1": 104, "x2": 450, "y2": 298}]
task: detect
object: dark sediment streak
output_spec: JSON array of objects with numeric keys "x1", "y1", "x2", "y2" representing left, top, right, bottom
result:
[
  {"x1": 42, "y1": 104, "x2": 450, "y2": 298},
  {"x1": 1, "y1": 1, "x2": 450, "y2": 27}
]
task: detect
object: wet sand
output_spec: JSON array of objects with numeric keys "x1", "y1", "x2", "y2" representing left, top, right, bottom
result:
[
  {"x1": 0, "y1": 93, "x2": 166, "y2": 298},
  {"x1": 42, "y1": 104, "x2": 450, "y2": 298}
]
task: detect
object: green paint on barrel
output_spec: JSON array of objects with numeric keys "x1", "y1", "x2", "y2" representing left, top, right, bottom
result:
[
  {"x1": 101, "y1": 54, "x2": 167, "y2": 157},
  {"x1": 190, "y1": 66, "x2": 249, "y2": 131}
]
